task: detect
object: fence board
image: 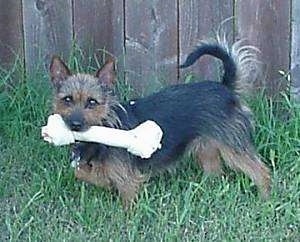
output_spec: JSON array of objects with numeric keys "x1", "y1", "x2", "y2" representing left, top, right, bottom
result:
[
  {"x1": 0, "y1": 0, "x2": 23, "y2": 69},
  {"x1": 236, "y1": 0, "x2": 290, "y2": 96},
  {"x1": 73, "y1": 0, "x2": 124, "y2": 69},
  {"x1": 23, "y1": 0, "x2": 73, "y2": 74},
  {"x1": 179, "y1": 0, "x2": 234, "y2": 82},
  {"x1": 291, "y1": 0, "x2": 300, "y2": 101},
  {"x1": 125, "y1": 0, "x2": 178, "y2": 95}
]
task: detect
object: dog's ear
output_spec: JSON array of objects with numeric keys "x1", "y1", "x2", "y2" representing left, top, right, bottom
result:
[
  {"x1": 50, "y1": 56, "x2": 71, "y2": 86},
  {"x1": 95, "y1": 59, "x2": 116, "y2": 88}
]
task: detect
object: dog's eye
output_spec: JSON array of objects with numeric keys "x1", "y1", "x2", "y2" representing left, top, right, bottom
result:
[
  {"x1": 86, "y1": 98, "x2": 99, "y2": 109},
  {"x1": 62, "y1": 96, "x2": 73, "y2": 104}
]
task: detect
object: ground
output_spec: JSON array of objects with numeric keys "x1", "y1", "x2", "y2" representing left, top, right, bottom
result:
[{"x1": 0, "y1": 59, "x2": 299, "y2": 241}]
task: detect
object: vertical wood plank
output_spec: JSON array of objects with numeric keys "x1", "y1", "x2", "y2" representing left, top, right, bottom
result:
[
  {"x1": 112, "y1": 0, "x2": 125, "y2": 70},
  {"x1": 179, "y1": 0, "x2": 234, "y2": 82},
  {"x1": 0, "y1": 0, "x2": 23, "y2": 69},
  {"x1": 73, "y1": 0, "x2": 124, "y2": 68},
  {"x1": 236, "y1": 0, "x2": 290, "y2": 96},
  {"x1": 125, "y1": 0, "x2": 178, "y2": 95},
  {"x1": 23, "y1": 0, "x2": 73, "y2": 74},
  {"x1": 291, "y1": 0, "x2": 300, "y2": 101}
]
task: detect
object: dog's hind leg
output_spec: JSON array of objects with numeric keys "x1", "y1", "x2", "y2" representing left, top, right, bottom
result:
[
  {"x1": 190, "y1": 139, "x2": 223, "y2": 175},
  {"x1": 219, "y1": 144, "x2": 271, "y2": 199}
]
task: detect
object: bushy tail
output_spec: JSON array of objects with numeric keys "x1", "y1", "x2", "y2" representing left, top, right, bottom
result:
[{"x1": 180, "y1": 37, "x2": 261, "y2": 95}]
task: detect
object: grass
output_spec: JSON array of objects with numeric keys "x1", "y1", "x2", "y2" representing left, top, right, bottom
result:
[{"x1": 0, "y1": 57, "x2": 299, "y2": 242}]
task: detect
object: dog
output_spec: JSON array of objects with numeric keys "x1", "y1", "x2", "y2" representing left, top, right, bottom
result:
[{"x1": 49, "y1": 39, "x2": 270, "y2": 207}]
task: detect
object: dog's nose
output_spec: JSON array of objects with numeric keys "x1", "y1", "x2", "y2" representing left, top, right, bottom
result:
[
  {"x1": 68, "y1": 110, "x2": 85, "y2": 131},
  {"x1": 71, "y1": 120, "x2": 83, "y2": 131}
]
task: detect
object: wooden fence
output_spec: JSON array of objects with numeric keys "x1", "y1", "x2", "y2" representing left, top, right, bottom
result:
[{"x1": 0, "y1": 0, "x2": 299, "y2": 98}]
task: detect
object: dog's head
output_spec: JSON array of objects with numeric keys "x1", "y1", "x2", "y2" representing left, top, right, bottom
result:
[{"x1": 49, "y1": 56, "x2": 120, "y2": 131}]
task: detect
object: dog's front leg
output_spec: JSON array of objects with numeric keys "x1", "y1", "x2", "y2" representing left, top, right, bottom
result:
[{"x1": 74, "y1": 154, "x2": 145, "y2": 209}]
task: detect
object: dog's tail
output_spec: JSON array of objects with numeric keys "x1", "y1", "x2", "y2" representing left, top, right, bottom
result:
[{"x1": 180, "y1": 38, "x2": 261, "y2": 94}]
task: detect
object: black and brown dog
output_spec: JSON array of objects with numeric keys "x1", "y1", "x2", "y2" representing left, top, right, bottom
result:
[{"x1": 49, "y1": 39, "x2": 270, "y2": 207}]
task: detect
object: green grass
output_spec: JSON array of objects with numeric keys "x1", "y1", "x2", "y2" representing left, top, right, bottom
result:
[{"x1": 0, "y1": 58, "x2": 299, "y2": 242}]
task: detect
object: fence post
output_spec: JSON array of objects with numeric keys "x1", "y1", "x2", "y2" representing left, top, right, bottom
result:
[
  {"x1": 22, "y1": 0, "x2": 73, "y2": 76},
  {"x1": 73, "y1": 0, "x2": 124, "y2": 71},
  {"x1": 0, "y1": 0, "x2": 24, "y2": 72},
  {"x1": 291, "y1": 0, "x2": 300, "y2": 101},
  {"x1": 236, "y1": 0, "x2": 290, "y2": 96},
  {"x1": 179, "y1": 0, "x2": 234, "y2": 83},
  {"x1": 124, "y1": 0, "x2": 178, "y2": 96}
]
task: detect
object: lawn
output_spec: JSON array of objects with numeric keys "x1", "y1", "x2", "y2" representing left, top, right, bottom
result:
[{"x1": 0, "y1": 58, "x2": 299, "y2": 241}]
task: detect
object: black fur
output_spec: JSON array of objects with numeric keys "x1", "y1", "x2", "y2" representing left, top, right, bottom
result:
[
  {"x1": 180, "y1": 43, "x2": 237, "y2": 90},
  {"x1": 120, "y1": 83, "x2": 251, "y2": 171}
]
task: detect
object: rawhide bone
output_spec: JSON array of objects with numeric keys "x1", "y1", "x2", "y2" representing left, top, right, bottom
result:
[{"x1": 41, "y1": 114, "x2": 163, "y2": 159}]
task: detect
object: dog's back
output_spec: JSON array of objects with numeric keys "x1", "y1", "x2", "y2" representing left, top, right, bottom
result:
[{"x1": 122, "y1": 81, "x2": 249, "y2": 168}]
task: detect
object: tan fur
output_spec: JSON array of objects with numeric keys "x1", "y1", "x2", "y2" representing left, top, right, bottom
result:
[
  {"x1": 53, "y1": 73, "x2": 123, "y2": 128},
  {"x1": 190, "y1": 139, "x2": 223, "y2": 175},
  {"x1": 219, "y1": 145, "x2": 271, "y2": 199},
  {"x1": 189, "y1": 138, "x2": 271, "y2": 198},
  {"x1": 75, "y1": 153, "x2": 146, "y2": 209}
]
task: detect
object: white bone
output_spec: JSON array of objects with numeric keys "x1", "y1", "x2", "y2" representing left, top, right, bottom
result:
[
  {"x1": 41, "y1": 114, "x2": 163, "y2": 159},
  {"x1": 41, "y1": 114, "x2": 75, "y2": 145}
]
